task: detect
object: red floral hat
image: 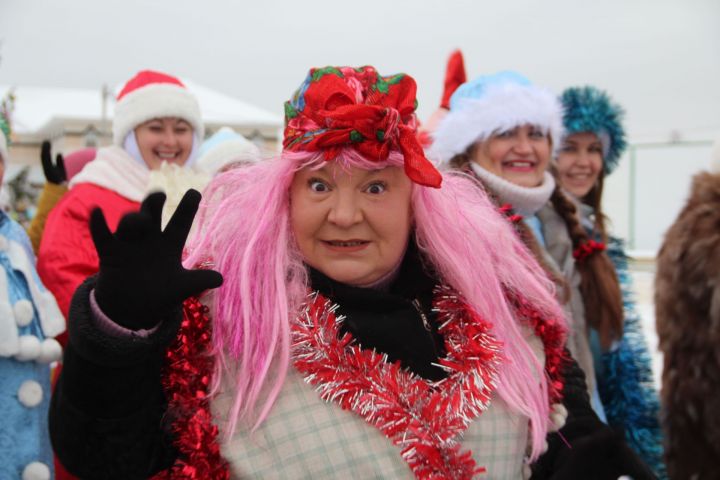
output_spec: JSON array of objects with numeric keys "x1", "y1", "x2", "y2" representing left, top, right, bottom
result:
[{"x1": 283, "y1": 66, "x2": 442, "y2": 188}]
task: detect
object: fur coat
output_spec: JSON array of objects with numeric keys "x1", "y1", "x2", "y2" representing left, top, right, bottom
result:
[{"x1": 655, "y1": 171, "x2": 720, "y2": 479}]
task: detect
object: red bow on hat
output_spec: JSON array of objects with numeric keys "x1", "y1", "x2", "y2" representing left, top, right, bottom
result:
[{"x1": 284, "y1": 66, "x2": 442, "y2": 188}]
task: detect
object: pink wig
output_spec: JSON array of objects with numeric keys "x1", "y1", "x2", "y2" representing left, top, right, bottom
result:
[{"x1": 186, "y1": 148, "x2": 566, "y2": 460}]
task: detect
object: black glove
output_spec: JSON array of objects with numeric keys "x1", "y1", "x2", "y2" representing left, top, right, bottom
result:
[
  {"x1": 547, "y1": 427, "x2": 656, "y2": 480},
  {"x1": 41, "y1": 140, "x2": 67, "y2": 185},
  {"x1": 91, "y1": 189, "x2": 223, "y2": 331}
]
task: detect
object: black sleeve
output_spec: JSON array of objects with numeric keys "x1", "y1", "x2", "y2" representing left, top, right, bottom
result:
[
  {"x1": 49, "y1": 276, "x2": 182, "y2": 479},
  {"x1": 531, "y1": 354, "x2": 657, "y2": 480}
]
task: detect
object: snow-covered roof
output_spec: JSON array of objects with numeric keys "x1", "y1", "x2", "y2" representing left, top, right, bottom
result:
[{"x1": 0, "y1": 79, "x2": 283, "y2": 139}]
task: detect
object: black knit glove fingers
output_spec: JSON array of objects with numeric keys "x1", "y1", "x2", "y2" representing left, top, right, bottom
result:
[
  {"x1": 40, "y1": 141, "x2": 67, "y2": 185},
  {"x1": 91, "y1": 189, "x2": 223, "y2": 331}
]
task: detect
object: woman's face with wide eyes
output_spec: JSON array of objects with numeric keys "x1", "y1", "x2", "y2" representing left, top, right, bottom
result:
[
  {"x1": 472, "y1": 124, "x2": 551, "y2": 188},
  {"x1": 555, "y1": 132, "x2": 604, "y2": 199},
  {"x1": 290, "y1": 162, "x2": 413, "y2": 286}
]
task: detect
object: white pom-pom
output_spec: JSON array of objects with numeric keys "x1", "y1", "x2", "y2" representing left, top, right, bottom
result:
[
  {"x1": 37, "y1": 338, "x2": 62, "y2": 364},
  {"x1": 18, "y1": 380, "x2": 43, "y2": 408},
  {"x1": 14, "y1": 299, "x2": 35, "y2": 327},
  {"x1": 548, "y1": 403, "x2": 568, "y2": 432},
  {"x1": 15, "y1": 335, "x2": 41, "y2": 362},
  {"x1": 0, "y1": 235, "x2": 8, "y2": 252},
  {"x1": 22, "y1": 461, "x2": 50, "y2": 480}
]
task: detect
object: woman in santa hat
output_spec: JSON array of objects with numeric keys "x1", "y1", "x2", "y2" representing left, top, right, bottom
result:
[
  {"x1": 37, "y1": 70, "x2": 209, "y2": 346},
  {"x1": 50, "y1": 65, "x2": 651, "y2": 479}
]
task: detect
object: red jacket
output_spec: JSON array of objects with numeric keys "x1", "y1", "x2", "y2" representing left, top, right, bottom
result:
[{"x1": 37, "y1": 183, "x2": 140, "y2": 346}]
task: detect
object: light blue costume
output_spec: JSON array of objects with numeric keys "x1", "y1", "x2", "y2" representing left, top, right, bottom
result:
[{"x1": 0, "y1": 123, "x2": 65, "y2": 480}]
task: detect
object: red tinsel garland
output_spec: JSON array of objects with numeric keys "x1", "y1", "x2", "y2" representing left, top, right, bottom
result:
[
  {"x1": 572, "y1": 239, "x2": 606, "y2": 263},
  {"x1": 292, "y1": 285, "x2": 503, "y2": 479},
  {"x1": 147, "y1": 288, "x2": 567, "y2": 480},
  {"x1": 151, "y1": 297, "x2": 230, "y2": 480},
  {"x1": 505, "y1": 290, "x2": 569, "y2": 405}
]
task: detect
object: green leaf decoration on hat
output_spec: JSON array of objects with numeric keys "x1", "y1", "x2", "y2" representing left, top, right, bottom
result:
[
  {"x1": 284, "y1": 101, "x2": 298, "y2": 121},
  {"x1": 560, "y1": 86, "x2": 627, "y2": 175},
  {"x1": 374, "y1": 73, "x2": 406, "y2": 94},
  {"x1": 311, "y1": 66, "x2": 344, "y2": 82}
]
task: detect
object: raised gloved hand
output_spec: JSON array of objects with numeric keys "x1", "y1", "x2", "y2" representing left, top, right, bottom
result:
[
  {"x1": 91, "y1": 189, "x2": 223, "y2": 331},
  {"x1": 40, "y1": 140, "x2": 67, "y2": 185}
]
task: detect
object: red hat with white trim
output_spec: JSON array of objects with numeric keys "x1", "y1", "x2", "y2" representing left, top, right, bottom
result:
[{"x1": 112, "y1": 70, "x2": 204, "y2": 145}]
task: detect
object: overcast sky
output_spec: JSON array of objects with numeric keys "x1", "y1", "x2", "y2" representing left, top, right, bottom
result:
[{"x1": 1, "y1": 0, "x2": 718, "y2": 143}]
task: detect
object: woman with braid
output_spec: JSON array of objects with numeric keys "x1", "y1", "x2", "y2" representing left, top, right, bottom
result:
[
  {"x1": 431, "y1": 71, "x2": 624, "y2": 433},
  {"x1": 556, "y1": 86, "x2": 664, "y2": 478}
]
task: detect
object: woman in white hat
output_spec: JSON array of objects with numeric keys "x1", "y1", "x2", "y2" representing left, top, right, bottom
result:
[{"x1": 432, "y1": 71, "x2": 638, "y2": 473}]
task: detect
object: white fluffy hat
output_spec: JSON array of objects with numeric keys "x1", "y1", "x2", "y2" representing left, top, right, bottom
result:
[
  {"x1": 196, "y1": 127, "x2": 261, "y2": 175},
  {"x1": 113, "y1": 70, "x2": 204, "y2": 145},
  {"x1": 431, "y1": 71, "x2": 563, "y2": 164}
]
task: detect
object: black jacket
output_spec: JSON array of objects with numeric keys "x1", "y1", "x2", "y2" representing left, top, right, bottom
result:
[{"x1": 50, "y1": 245, "x2": 653, "y2": 479}]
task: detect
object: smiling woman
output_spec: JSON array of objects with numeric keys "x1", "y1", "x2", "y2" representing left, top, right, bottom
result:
[
  {"x1": 48, "y1": 65, "x2": 652, "y2": 480},
  {"x1": 432, "y1": 70, "x2": 653, "y2": 475},
  {"x1": 36, "y1": 71, "x2": 209, "y2": 479},
  {"x1": 135, "y1": 117, "x2": 195, "y2": 169}
]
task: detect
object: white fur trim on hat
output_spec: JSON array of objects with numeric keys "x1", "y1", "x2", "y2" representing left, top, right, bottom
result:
[
  {"x1": 18, "y1": 379, "x2": 43, "y2": 408},
  {"x1": 196, "y1": 138, "x2": 261, "y2": 175},
  {"x1": 22, "y1": 461, "x2": 50, "y2": 480},
  {"x1": 113, "y1": 83, "x2": 204, "y2": 145},
  {"x1": 14, "y1": 299, "x2": 34, "y2": 327},
  {"x1": 431, "y1": 82, "x2": 564, "y2": 164}
]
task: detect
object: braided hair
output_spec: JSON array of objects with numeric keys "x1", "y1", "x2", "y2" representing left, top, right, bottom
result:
[
  {"x1": 451, "y1": 149, "x2": 623, "y2": 348},
  {"x1": 549, "y1": 184, "x2": 623, "y2": 348}
]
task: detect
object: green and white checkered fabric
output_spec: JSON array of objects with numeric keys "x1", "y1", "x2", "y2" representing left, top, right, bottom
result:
[{"x1": 211, "y1": 331, "x2": 545, "y2": 479}]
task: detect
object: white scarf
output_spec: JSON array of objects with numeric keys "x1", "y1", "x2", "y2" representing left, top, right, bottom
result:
[
  {"x1": 470, "y1": 162, "x2": 555, "y2": 216},
  {"x1": 69, "y1": 145, "x2": 149, "y2": 201}
]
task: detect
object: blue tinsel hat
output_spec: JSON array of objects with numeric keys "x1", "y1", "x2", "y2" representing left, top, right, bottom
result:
[{"x1": 560, "y1": 86, "x2": 627, "y2": 175}]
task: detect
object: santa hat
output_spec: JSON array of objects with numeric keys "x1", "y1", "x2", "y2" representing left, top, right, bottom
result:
[
  {"x1": 113, "y1": 70, "x2": 204, "y2": 145},
  {"x1": 560, "y1": 86, "x2": 627, "y2": 175},
  {"x1": 417, "y1": 49, "x2": 466, "y2": 148},
  {"x1": 196, "y1": 127, "x2": 261, "y2": 175},
  {"x1": 431, "y1": 71, "x2": 563, "y2": 164}
]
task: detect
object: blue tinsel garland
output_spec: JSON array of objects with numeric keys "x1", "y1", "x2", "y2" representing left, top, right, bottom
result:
[{"x1": 598, "y1": 236, "x2": 666, "y2": 479}]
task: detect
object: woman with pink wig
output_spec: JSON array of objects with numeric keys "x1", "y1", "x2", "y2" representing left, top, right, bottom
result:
[{"x1": 49, "y1": 66, "x2": 648, "y2": 479}]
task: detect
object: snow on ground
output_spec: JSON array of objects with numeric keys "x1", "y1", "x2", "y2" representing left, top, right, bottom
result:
[{"x1": 629, "y1": 265, "x2": 663, "y2": 390}]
